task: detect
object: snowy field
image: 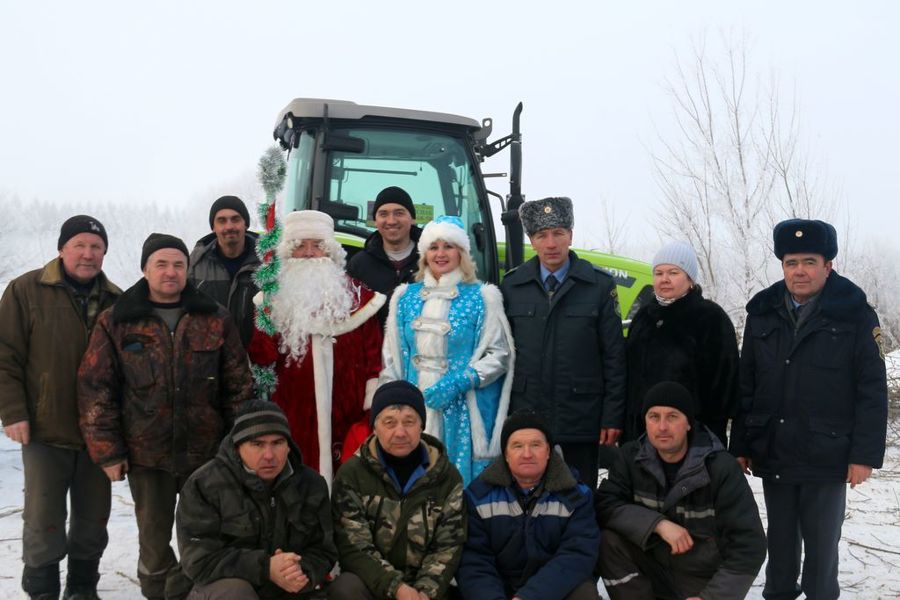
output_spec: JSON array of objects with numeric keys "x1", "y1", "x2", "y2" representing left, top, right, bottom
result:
[{"x1": 1, "y1": 428, "x2": 899, "y2": 599}]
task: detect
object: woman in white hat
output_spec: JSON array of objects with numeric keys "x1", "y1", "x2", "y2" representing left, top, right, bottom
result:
[
  {"x1": 623, "y1": 240, "x2": 739, "y2": 445},
  {"x1": 381, "y1": 215, "x2": 514, "y2": 485}
]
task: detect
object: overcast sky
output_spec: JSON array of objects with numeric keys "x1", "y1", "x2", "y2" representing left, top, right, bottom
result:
[{"x1": 1, "y1": 1, "x2": 897, "y2": 261}]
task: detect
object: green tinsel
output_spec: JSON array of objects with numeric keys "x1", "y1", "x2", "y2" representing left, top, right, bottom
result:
[{"x1": 250, "y1": 363, "x2": 278, "y2": 400}]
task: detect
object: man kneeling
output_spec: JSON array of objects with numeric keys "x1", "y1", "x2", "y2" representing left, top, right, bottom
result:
[
  {"x1": 176, "y1": 400, "x2": 336, "y2": 599},
  {"x1": 595, "y1": 382, "x2": 765, "y2": 600},
  {"x1": 458, "y1": 410, "x2": 601, "y2": 600}
]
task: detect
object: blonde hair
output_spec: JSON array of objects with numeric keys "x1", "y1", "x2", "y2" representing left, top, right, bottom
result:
[{"x1": 415, "y1": 243, "x2": 478, "y2": 283}]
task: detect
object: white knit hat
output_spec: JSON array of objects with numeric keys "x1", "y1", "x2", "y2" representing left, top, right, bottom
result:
[
  {"x1": 417, "y1": 215, "x2": 471, "y2": 254},
  {"x1": 652, "y1": 240, "x2": 699, "y2": 282}
]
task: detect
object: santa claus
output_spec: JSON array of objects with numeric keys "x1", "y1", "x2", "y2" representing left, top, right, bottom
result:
[{"x1": 248, "y1": 210, "x2": 384, "y2": 484}]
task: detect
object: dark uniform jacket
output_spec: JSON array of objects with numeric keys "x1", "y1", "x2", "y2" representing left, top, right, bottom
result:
[
  {"x1": 78, "y1": 279, "x2": 253, "y2": 475},
  {"x1": 596, "y1": 429, "x2": 766, "y2": 600},
  {"x1": 188, "y1": 232, "x2": 261, "y2": 347},
  {"x1": 332, "y1": 434, "x2": 465, "y2": 600},
  {"x1": 730, "y1": 271, "x2": 888, "y2": 482},
  {"x1": 500, "y1": 252, "x2": 626, "y2": 441},
  {"x1": 176, "y1": 433, "x2": 336, "y2": 598},
  {"x1": 458, "y1": 451, "x2": 599, "y2": 600},
  {"x1": 625, "y1": 286, "x2": 739, "y2": 445},
  {"x1": 346, "y1": 226, "x2": 421, "y2": 324},
  {"x1": 0, "y1": 258, "x2": 120, "y2": 448}
]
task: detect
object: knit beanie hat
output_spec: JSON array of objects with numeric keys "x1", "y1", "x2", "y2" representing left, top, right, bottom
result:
[
  {"x1": 140, "y1": 233, "x2": 190, "y2": 269},
  {"x1": 58, "y1": 215, "x2": 108, "y2": 253},
  {"x1": 209, "y1": 195, "x2": 250, "y2": 229},
  {"x1": 500, "y1": 409, "x2": 554, "y2": 451},
  {"x1": 373, "y1": 186, "x2": 416, "y2": 219},
  {"x1": 652, "y1": 241, "x2": 700, "y2": 283},
  {"x1": 417, "y1": 215, "x2": 470, "y2": 254},
  {"x1": 231, "y1": 398, "x2": 292, "y2": 445},
  {"x1": 773, "y1": 219, "x2": 838, "y2": 261},
  {"x1": 519, "y1": 197, "x2": 574, "y2": 236},
  {"x1": 370, "y1": 381, "x2": 427, "y2": 428},
  {"x1": 641, "y1": 381, "x2": 696, "y2": 424}
]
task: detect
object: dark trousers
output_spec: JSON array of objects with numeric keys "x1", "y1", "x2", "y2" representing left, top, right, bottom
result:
[
  {"x1": 559, "y1": 442, "x2": 600, "y2": 489},
  {"x1": 21, "y1": 442, "x2": 110, "y2": 594},
  {"x1": 328, "y1": 572, "x2": 462, "y2": 600},
  {"x1": 598, "y1": 529, "x2": 710, "y2": 600},
  {"x1": 128, "y1": 466, "x2": 189, "y2": 599},
  {"x1": 762, "y1": 479, "x2": 846, "y2": 600}
]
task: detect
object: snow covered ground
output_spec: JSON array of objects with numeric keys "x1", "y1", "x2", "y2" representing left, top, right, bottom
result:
[{"x1": 1, "y1": 430, "x2": 899, "y2": 599}]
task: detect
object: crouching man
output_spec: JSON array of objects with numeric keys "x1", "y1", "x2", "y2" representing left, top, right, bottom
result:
[
  {"x1": 458, "y1": 410, "x2": 601, "y2": 600},
  {"x1": 176, "y1": 399, "x2": 337, "y2": 599},
  {"x1": 329, "y1": 381, "x2": 465, "y2": 600},
  {"x1": 595, "y1": 382, "x2": 766, "y2": 600}
]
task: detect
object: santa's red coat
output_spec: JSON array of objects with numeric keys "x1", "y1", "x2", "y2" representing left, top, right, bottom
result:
[{"x1": 248, "y1": 283, "x2": 383, "y2": 476}]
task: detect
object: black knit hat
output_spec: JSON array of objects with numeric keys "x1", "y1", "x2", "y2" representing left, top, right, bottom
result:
[
  {"x1": 500, "y1": 409, "x2": 553, "y2": 451},
  {"x1": 58, "y1": 215, "x2": 108, "y2": 253},
  {"x1": 370, "y1": 380, "x2": 426, "y2": 428},
  {"x1": 773, "y1": 219, "x2": 838, "y2": 261},
  {"x1": 209, "y1": 195, "x2": 250, "y2": 229},
  {"x1": 140, "y1": 233, "x2": 190, "y2": 269},
  {"x1": 641, "y1": 381, "x2": 696, "y2": 424},
  {"x1": 373, "y1": 186, "x2": 416, "y2": 219},
  {"x1": 231, "y1": 399, "x2": 292, "y2": 445}
]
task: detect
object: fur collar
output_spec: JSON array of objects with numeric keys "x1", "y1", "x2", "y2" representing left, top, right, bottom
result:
[
  {"x1": 112, "y1": 278, "x2": 219, "y2": 324},
  {"x1": 476, "y1": 449, "x2": 577, "y2": 493},
  {"x1": 746, "y1": 271, "x2": 868, "y2": 318}
]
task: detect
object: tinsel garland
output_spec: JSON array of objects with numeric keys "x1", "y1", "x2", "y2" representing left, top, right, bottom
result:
[{"x1": 252, "y1": 145, "x2": 287, "y2": 399}]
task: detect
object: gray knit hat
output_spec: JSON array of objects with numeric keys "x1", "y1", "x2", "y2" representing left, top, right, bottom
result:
[
  {"x1": 519, "y1": 197, "x2": 574, "y2": 236},
  {"x1": 652, "y1": 241, "x2": 699, "y2": 283},
  {"x1": 232, "y1": 399, "x2": 292, "y2": 445}
]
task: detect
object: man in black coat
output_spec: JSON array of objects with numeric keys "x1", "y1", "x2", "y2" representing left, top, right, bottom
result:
[
  {"x1": 500, "y1": 197, "x2": 626, "y2": 489},
  {"x1": 347, "y1": 186, "x2": 421, "y2": 324},
  {"x1": 731, "y1": 219, "x2": 888, "y2": 600}
]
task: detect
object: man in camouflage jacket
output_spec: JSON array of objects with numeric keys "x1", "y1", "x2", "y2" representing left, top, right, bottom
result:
[
  {"x1": 329, "y1": 381, "x2": 465, "y2": 600},
  {"x1": 78, "y1": 233, "x2": 252, "y2": 599},
  {"x1": 177, "y1": 399, "x2": 336, "y2": 599}
]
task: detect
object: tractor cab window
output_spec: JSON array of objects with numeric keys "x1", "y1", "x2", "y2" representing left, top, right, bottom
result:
[{"x1": 324, "y1": 128, "x2": 489, "y2": 277}]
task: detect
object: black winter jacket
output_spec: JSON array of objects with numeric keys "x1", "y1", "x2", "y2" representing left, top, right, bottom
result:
[
  {"x1": 596, "y1": 429, "x2": 766, "y2": 600},
  {"x1": 625, "y1": 287, "x2": 739, "y2": 445},
  {"x1": 188, "y1": 232, "x2": 260, "y2": 347},
  {"x1": 730, "y1": 271, "x2": 887, "y2": 483},
  {"x1": 346, "y1": 227, "x2": 421, "y2": 324},
  {"x1": 176, "y1": 434, "x2": 336, "y2": 598},
  {"x1": 500, "y1": 253, "x2": 626, "y2": 441}
]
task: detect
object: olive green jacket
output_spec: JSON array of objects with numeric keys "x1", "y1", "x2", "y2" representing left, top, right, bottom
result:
[
  {"x1": 0, "y1": 258, "x2": 120, "y2": 448},
  {"x1": 332, "y1": 433, "x2": 465, "y2": 599}
]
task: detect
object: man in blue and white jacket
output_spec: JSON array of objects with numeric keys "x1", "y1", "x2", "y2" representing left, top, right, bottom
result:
[{"x1": 458, "y1": 410, "x2": 600, "y2": 600}]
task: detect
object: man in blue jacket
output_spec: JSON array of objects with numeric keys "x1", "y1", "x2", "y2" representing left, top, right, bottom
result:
[
  {"x1": 458, "y1": 410, "x2": 600, "y2": 600},
  {"x1": 731, "y1": 219, "x2": 888, "y2": 600}
]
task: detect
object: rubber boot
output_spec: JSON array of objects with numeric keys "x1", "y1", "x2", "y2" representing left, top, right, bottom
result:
[
  {"x1": 62, "y1": 558, "x2": 101, "y2": 599},
  {"x1": 22, "y1": 563, "x2": 60, "y2": 599}
]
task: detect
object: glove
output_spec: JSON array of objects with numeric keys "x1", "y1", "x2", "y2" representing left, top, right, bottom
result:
[{"x1": 423, "y1": 367, "x2": 479, "y2": 410}]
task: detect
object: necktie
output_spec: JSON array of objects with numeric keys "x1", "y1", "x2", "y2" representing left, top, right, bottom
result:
[{"x1": 546, "y1": 274, "x2": 559, "y2": 297}]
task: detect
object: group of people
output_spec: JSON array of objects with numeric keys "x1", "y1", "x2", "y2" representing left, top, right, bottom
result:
[{"x1": 0, "y1": 184, "x2": 888, "y2": 600}]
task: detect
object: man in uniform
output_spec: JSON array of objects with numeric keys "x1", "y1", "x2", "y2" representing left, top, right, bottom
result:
[
  {"x1": 731, "y1": 219, "x2": 888, "y2": 600},
  {"x1": 0, "y1": 215, "x2": 120, "y2": 599},
  {"x1": 500, "y1": 197, "x2": 626, "y2": 488},
  {"x1": 188, "y1": 195, "x2": 260, "y2": 346}
]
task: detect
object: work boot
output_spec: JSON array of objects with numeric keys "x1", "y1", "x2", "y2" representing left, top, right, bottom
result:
[
  {"x1": 22, "y1": 563, "x2": 60, "y2": 599},
  {"x1": 63, "y1": 558, "x2": 101, "y2": 600}
]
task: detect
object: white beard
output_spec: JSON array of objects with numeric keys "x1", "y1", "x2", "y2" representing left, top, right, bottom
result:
[{"x1": 270, "y1": 257, "x2": 358, "y2": 364}]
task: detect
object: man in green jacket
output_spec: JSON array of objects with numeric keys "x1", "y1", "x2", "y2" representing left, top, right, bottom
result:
[
  {"x1": 176, "y1": 399, "x2": 336, "y2": 599},
  {"x1": 0, "y1": 215, "x2": 121, "y2": 600},
  {"x1": 329, "y1": 381, "x2": 465, "y2": 600}
]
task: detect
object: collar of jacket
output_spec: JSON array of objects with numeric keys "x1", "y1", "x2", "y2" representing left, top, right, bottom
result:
[
  {"x1": 191, "y1": 231, "x2": 260, "y2": 262},
  {"x1": 474, "y1": 449, "x2": 577, "y2": 495},
  {"x1": 643, "y1": 285, "x2": 703, "y2": 319},
  {"x1": 215, "y1": 430, "x2": 307, "y2": 495},
  {"x1": 746, "y1": 270, "x2": 868, "y2": 319},
  {"x1": 363, "y1": 225, "x2": 422, "y2": 262},
  {"x1": 634, "y1": 426, "x2": 722, "y2": 491},
  {"x1": 505, "y1": 251, "x2": 599, "y2": 287},
  {"x1": 359, "y1": 432, "x2": 447, "y2": 491},
  {"x1": 39, "y1": 257, "x2": 120, "y2": 295},
  {"x1": 112, "y1": 278, "x2": 219, "y2": 324}
]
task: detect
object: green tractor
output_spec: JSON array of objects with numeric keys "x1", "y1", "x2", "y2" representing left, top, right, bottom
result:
[{"x1": 271, "y1": 98, "x2": 652, "y2": 325}]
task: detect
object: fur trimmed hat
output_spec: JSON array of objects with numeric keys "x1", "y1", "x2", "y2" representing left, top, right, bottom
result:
[
  {"x1": 58, "y1": 215, "x2": 108, "y2": 252},
  {"x1": 417, "y1": 215, "x2": 470, "y2": 254},
  {"x1": 280, "y1": 210, "x2": 335, "y2": 247},
  {"x1": 519, "y1": 197, "x2": 574, "y2": 236},
  {"x1": 140, "y1": 233, "x2": 189, "y2": 269},
  {"x1": 773, "y1": 219, "x2": 838, "y2": 261},
  {"x1": 209, "y1": 195, "x2": 250, "y2": 229},
  {"x1": 653, "y1": 241, "x2": 700, "y2": 283}
]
